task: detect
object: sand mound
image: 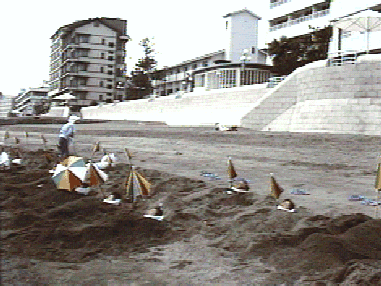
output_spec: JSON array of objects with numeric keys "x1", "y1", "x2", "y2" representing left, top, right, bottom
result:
[{"x1": 1, "y1": 149, "x2": 381, "y2": 284}]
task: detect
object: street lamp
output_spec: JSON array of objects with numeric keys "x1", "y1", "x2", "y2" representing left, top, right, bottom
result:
[{"x1": 240, "y1": 49, "x2": 252, "y2": 86}]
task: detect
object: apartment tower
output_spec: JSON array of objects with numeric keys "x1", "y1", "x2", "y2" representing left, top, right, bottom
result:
[{"x1": 49, "y1": 18, "x2": 129, "y2": 109}]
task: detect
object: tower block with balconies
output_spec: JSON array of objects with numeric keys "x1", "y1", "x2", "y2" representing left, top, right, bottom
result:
[{"x1": 49, "y1": 18, "x2": 129, "y2": 109}]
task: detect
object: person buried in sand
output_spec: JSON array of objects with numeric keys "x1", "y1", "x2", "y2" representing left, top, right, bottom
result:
[{"x1": 58, "y1": 115, "x2": 79, "y2": 158}]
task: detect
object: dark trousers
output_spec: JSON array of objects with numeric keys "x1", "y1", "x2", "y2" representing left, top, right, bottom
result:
[{"x1": 58, "y1": 137, "x2": 69, "y2": 158}]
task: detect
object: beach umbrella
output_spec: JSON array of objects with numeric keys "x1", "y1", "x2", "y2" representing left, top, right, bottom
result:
[
  {"x1": 25, "y1": 131, "x2": 29, "y2": 145},
  {"x1": 4, "y1": 131, "x2": 10, "y2": 141},
  {"x1": 60, "y1": 155, "x2": 86, "y2": 168},
  {"x1": 376, "y1": 162, "x2": 381, "y2": 191},
  {"x1": 84, "y1": 163, "x2": 108, "y2": 186},
  {"x1": 334, "y1": 10, "x2": 381, "y2": 52},
  {"x1": 41, "y1": 135, "x2": 47, "y2": 150},
  {"x1": 270, "y1": 173, "x2": 283, "y2": 199},
  {"x1": 91, "y1": 141, "x2": 101, "y2": 159},
  {"x1": 227, "y1": 156, "x2": 237, "y2": 188},
  {"x1": 125, "y1": 166, "x2": 151, "y2": 202},
  {"x1": 124, "y1": 148, "x2": 132, "y2": 164},
  {"x1": 51, "y1": 163, "x2": 87, "y2": 191}
]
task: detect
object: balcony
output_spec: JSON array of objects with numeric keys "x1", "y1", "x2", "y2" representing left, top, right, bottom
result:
[
  {"x1": 119, "y1": 35, "x2": 130, "y2": 41},
  {"x1": 269, "y1": 9, "x2": 330, "y2": 32},
  {"x1": 270, "y1": 0, "x2": 291, "y2": 9}
]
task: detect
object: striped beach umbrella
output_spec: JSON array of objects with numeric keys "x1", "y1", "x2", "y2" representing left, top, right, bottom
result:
[
  {"x1": 60, "y1": 156, "x2": 86, "y2": 168},
  {"x1": 125, "y1": 166, "x2": 151, "y2": 202},
  {"x1": 51, "y1": 163, "x2": 86, "y2": 191},
  {"x1": 84, "y1": 163, "x2": 108, "y2": 186}
]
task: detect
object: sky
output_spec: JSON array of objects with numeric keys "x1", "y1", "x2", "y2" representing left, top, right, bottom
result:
[{"x1": 0, "y1": 0, "x2": 270, "y2": 95}]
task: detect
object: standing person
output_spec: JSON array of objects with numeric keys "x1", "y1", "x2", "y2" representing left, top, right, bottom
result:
[{"x1": 58, "y1": 115, "x2": 79, "y2": 158}]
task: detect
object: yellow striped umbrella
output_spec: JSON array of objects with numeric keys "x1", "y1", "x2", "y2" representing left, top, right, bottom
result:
[{"x1": 125, "y1": 166, "x2": 151, "y2": 202}]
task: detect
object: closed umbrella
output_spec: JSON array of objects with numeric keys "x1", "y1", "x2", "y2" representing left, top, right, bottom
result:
[
  {"x1": 270, "y1": 173, "x2": 283, "y2": 199},
  {"x1": 125, "y1": 166, "x2": 151, "y2": 202},
  {"x1": 227, "y1": 156, "x2": 237, "y2": 188}
]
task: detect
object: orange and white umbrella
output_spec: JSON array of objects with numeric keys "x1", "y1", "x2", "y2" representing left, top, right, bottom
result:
[{"x1": 84, "y1": 163, "x2": 108, "y2": 186}]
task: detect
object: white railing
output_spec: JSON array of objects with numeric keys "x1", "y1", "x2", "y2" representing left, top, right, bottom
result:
[
  {"x1": 327, "y1": 50, "x2": 365, "y2": 66},
  {"x1": 270, "y1": 0, "x2": 291, "y2": 9},
  {"x1": 269, "y1": 9, "x2": 330, "y2": 32}
]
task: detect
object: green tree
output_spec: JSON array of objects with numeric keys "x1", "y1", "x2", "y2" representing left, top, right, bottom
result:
[
  {"x1": 268, "y1": 27, "x2": 332, "y2": 75},
  {"x1": 127, "y1": 38, "x2": 157, "y2": 100}
]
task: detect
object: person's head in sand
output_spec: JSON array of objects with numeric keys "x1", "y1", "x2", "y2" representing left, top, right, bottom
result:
[{"x1": 280, "y1": 199, "x2": 295, "y2": 210}]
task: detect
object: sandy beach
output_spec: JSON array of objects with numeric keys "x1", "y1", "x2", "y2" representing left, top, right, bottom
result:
[{"x1": 1, "y1": 120, "x2": 381, "y2": 285}]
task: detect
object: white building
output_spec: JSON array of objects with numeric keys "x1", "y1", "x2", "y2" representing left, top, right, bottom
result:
[
  {"x1": 0, "y1": 94, "x2": 15, "y2": 118},
  {"x1": 151, "y1": 9, "x2": 272, "y2": 97},
  {"x1": 49, "y1": 18, "x2": 129, "y2": 110},
  {"x1": 267, "y1": 0, "x2": 381, "y2": 54},
  {"x1": 12, "y1": 87, "x2": 50, "y2": 116},
  {"x1": 267, "y1": 0, "x2": 331, "y2": 42}
]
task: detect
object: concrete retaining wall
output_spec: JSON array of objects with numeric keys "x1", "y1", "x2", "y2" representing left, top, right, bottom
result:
[
  {"x1": 241, "y1": 54, "x2": 381, "y2": 136},
  {"x1": 41, "y1": 106, "x2": 70, "y2": 118},
  {"x1": 82, "y1": 85, "x2": 268, "y2": 126},
  {"x1": 81, "y1": 54, "x2": 381, "y2": 135}
]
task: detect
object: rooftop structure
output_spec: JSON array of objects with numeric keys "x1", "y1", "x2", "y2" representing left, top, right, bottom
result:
[
  {"x1": 48, "y1": 17, "x2": 129, "y2": 110},
  {"x1": 150, "y1": 9, "x2": 272, "y2": 98}
]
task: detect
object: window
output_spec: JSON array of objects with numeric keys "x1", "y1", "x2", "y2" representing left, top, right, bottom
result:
[
  {"x1": 101, "y1": 53, "x2": 105, "y2": 59},
  {"x1": 108, "y1": 42, "x2": 115, "y2": 48},
  {"x1": 193, "y1": 63, "x2": 197, "y2": 69},
  {"x1": 252, "y1": 47, "x2": 256, "y2": 54},
  {"x1": 99, "y1": 81, "x2": 104, "y2": 87},
  {"x1": 108, "y1": 70, "x2": 113, "y2": 75},
  {"x1": 107, "y1": 84, "x2": 112, "y2": 89},
  {"x1": 99, "y1": 94, "x2": 103, "y2": 101},
  {"x1": 203, "y1": 60, "x2": 208, "y2": 67},
  {"x1": 108, "y1": 56, "x2": 114, "y2": 61},
  {"x1": 102, "y1": 39, "x2": 105, "y2": 45},
  {"x1": 100, "y1": 67, "x2": 104, "y2": 73}
]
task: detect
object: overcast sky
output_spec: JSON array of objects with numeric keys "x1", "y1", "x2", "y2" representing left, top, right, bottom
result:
[{"x1": 0, "y1": 0, "x2": 270, "y2": 95}]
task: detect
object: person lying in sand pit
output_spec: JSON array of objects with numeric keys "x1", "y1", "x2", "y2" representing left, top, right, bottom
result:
[
  {"x1": 277, "y1": 199, "x2": 296, "y2": 212},
  {"x1": 144, "y1": 203, "x2": 164, "y2": 221},
  {"x1": 146, "y1": 204, "x2": 164, "y2": 216}
]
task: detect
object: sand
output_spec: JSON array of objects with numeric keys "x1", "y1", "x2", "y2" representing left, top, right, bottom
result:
[{"x1": 1, "y1": 121, "x2": 380, "y2": 285}]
